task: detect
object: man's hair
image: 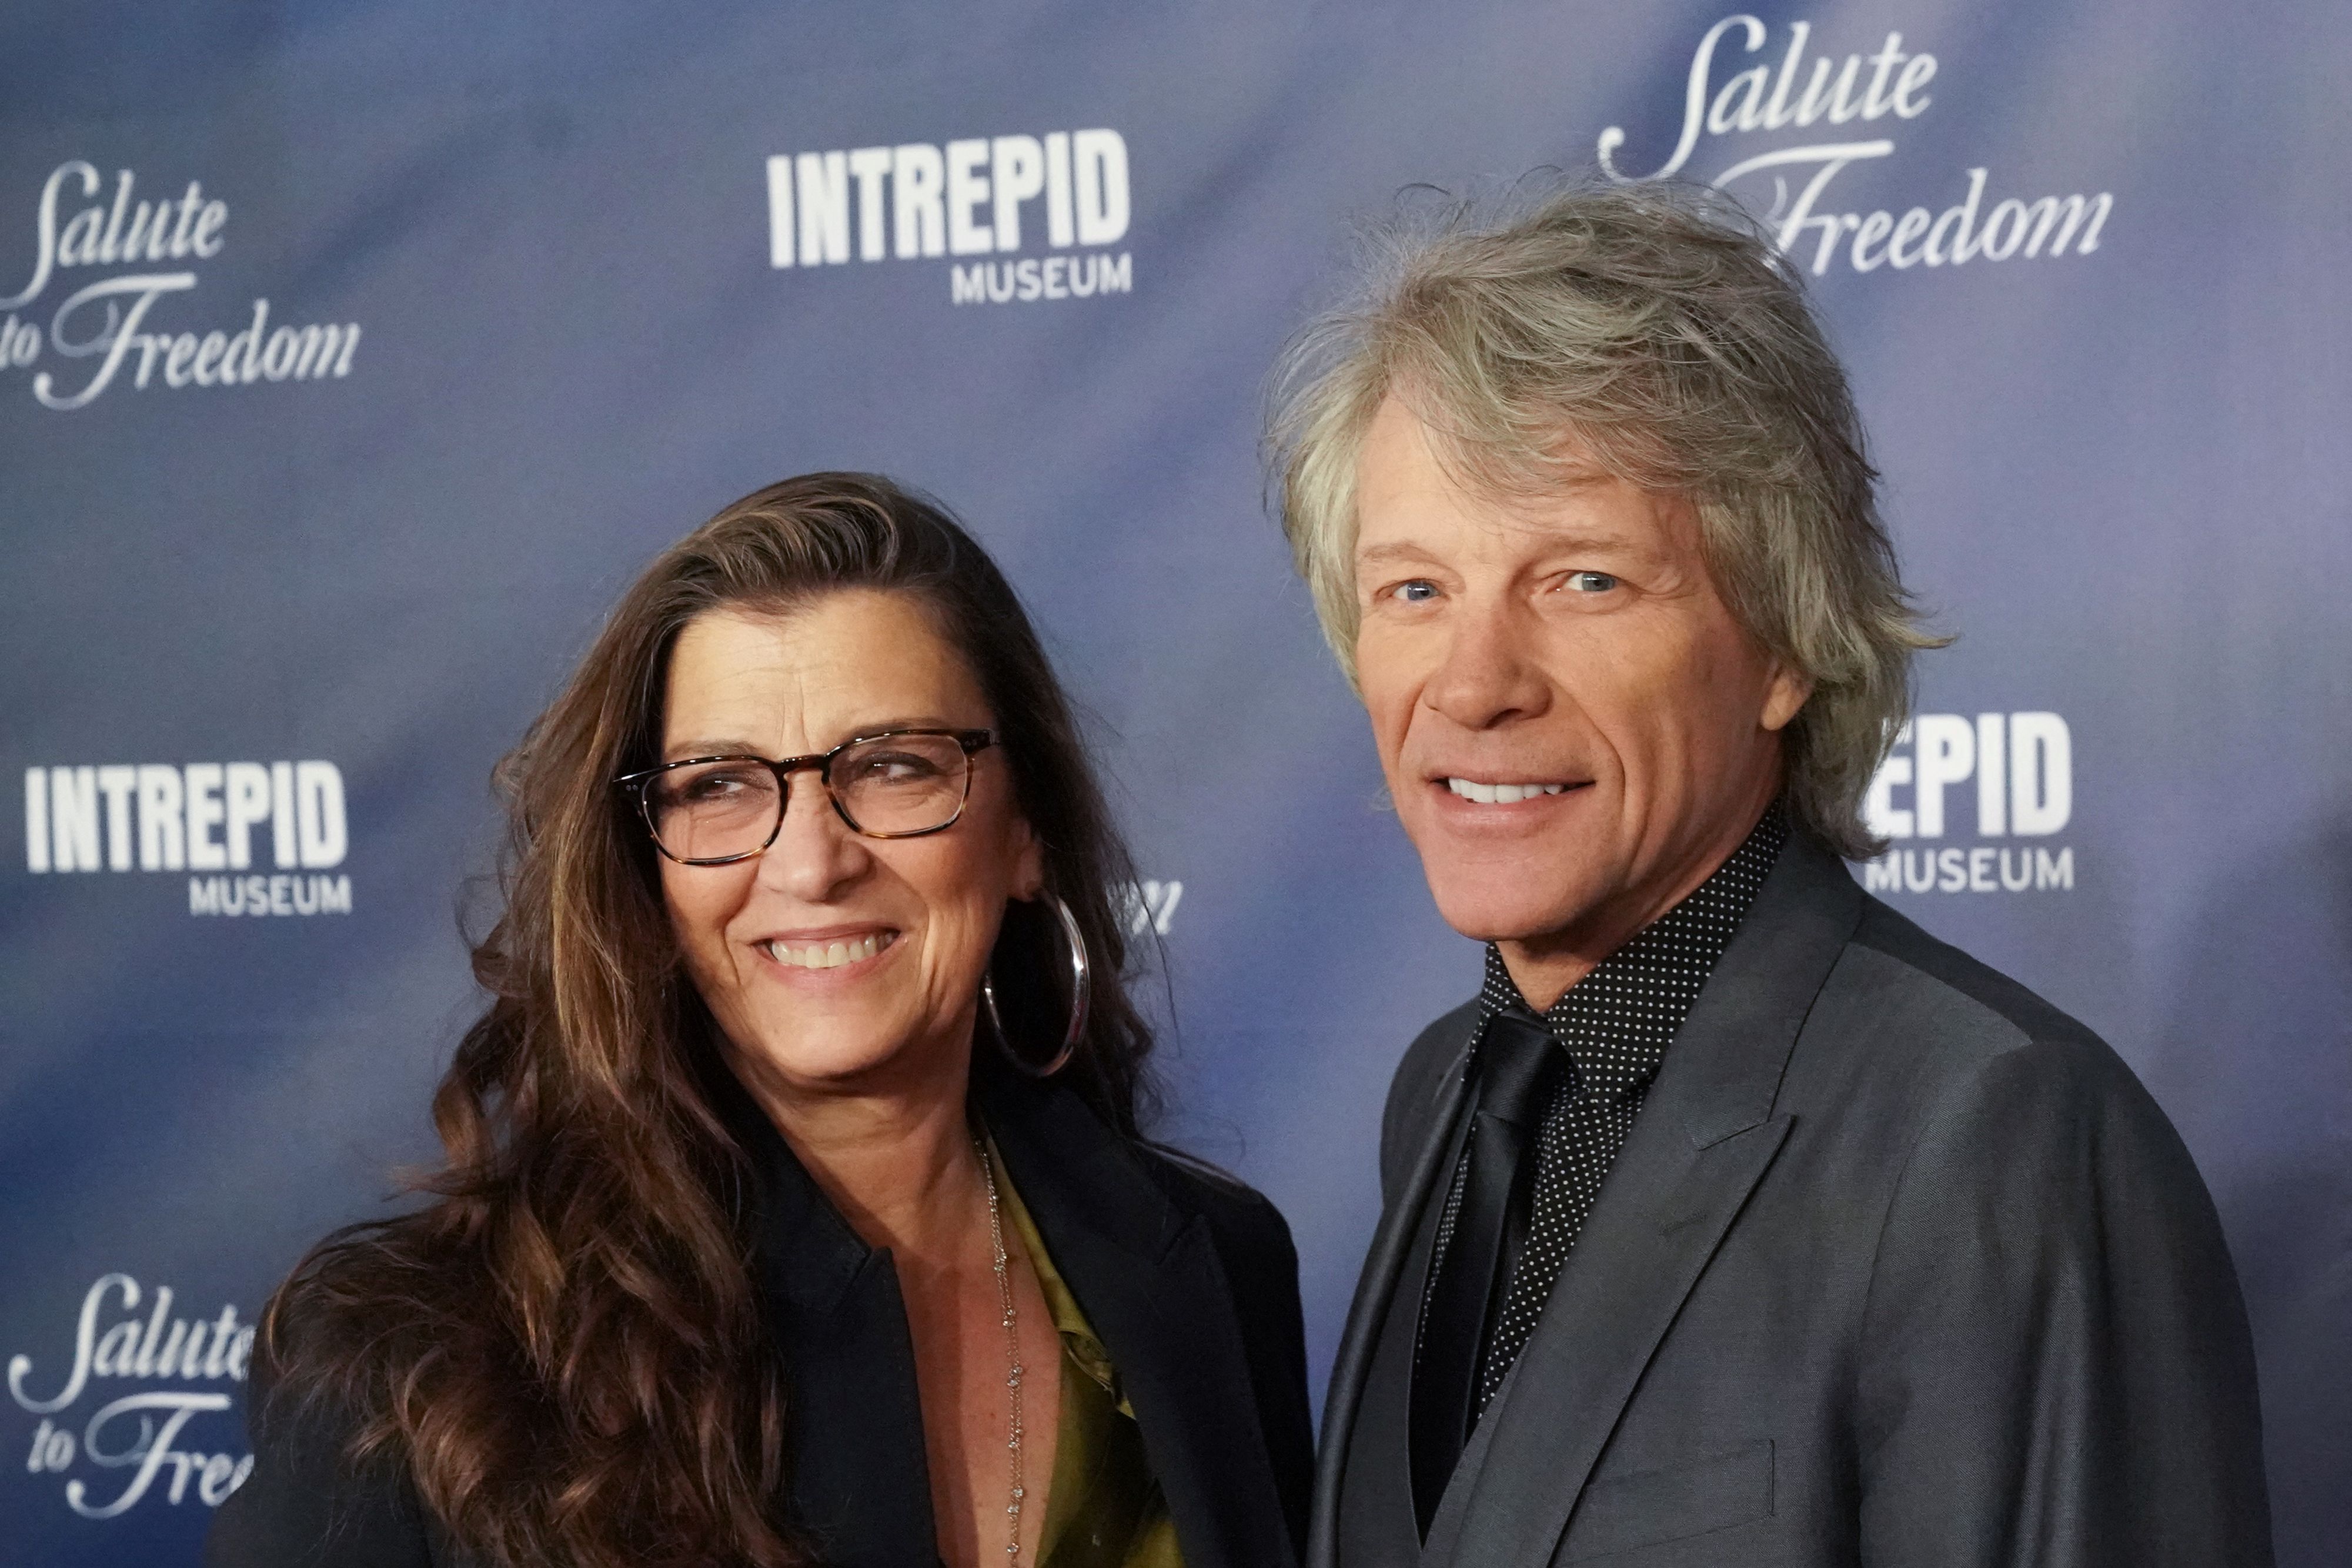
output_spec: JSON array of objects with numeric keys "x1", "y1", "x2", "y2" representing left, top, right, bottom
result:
[{"x1": 1266, "y1": 181, "x2": 1940, "y2": 859}]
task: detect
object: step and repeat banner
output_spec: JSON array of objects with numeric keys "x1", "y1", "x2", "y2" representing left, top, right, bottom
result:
[{"x1": 4, "y1": 3, "x2": 2346, "y2": 1563}]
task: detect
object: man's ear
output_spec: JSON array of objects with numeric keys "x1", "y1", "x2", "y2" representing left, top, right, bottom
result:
[{"x1": 1760, "y1": 663, "x2": 1813, "y2": 733}]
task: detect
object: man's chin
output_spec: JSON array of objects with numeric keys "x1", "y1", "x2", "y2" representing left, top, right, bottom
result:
[
  {"x1": 1425, "y1": 885, "x2": 1605, "y2": 950},
  {"x1": 1412, "y1": 833, "x2": 1614, "y2": 942}
]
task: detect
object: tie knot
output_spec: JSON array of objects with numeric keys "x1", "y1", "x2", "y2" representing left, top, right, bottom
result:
[{"x1": 1474, "y1": 1008, "x2": 1559, "y2": 1128}]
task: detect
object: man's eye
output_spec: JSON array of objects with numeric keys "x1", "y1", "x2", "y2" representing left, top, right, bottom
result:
[
  {"x1": 1565, "y1": 571, "x2": 1619, "y2": 593},
  {"x1": 1389, "y1": 580, "x2": 1438, "y2": 603}
]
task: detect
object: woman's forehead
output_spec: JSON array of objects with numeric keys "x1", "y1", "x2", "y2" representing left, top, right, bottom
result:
[{"x1": 662, "y1": 594, "x2": 991, "y2": 752}]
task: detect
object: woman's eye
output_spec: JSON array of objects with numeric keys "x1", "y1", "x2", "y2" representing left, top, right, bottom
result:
[
  {"x1": 682, "y1": 770, "x2": 755, "y2": 801},
  {"x1": 858, "y1": 753, "x2": 941, "y2": 781},
  {"x1": 1565, "y1": 571, "x2": 1619, "y2": 593},
  {"x1": 1389, "y1": 580, "x2": 1438, "y2": 603}
]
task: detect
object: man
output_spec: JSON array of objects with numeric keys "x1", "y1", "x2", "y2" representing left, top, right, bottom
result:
[{"x1": 1267, "y1": 186, "x2": 2270, "y2": 1567}]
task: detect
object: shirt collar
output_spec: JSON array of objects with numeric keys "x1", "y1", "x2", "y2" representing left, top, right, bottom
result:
[{"x1": 1475, "y1": 801, "x2": 1789, "y2": 1096}]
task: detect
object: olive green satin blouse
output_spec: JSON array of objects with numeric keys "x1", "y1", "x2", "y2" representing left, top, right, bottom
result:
[{"x1": 990, "y1": 1144, "x2": 1184, "y2": 1568}]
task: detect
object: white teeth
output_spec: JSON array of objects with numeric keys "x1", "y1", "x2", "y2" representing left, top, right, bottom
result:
[
  {"x1": 1446, "y1": 778, "x2": 1569, "y2": 804},
  {"x1": 767, "y1": 932, "x2": 887, "y2": 969}
]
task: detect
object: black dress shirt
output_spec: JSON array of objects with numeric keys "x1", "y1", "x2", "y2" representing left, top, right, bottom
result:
[{"x1": 1421, "y1": 803, "x2": 1788, "y2": 1412}]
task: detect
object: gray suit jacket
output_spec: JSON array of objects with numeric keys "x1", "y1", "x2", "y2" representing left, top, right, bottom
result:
[{"x1": 1315, "y1": 835, "x2": 2271, "y2": 1567}]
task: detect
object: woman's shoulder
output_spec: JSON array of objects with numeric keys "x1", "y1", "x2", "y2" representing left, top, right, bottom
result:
[
  {"x1": 1129, "y1": 1141, "x2": 1298, "y2": 1268},
  {"x1": 265, "y1": 1214, "x2": 492, "y2": 1386},
  {"x1": 208, "y1": 1222, "x2": 482, "y2": 1567},
  {"x1": 208, "y1": 1334, "x2": 437, "y2": 1567},
  {"x1": 985, "y1": 1072, "x2": 1301, "y2": 1275}
]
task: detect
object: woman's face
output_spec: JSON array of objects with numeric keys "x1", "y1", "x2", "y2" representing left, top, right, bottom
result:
[{"x1": 655, "y1": 592, "x2": 1043, "y2": 1102}]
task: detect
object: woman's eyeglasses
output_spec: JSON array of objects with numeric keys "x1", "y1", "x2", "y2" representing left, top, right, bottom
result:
[{"x1": 613, "y1": 728, "x2": 995, "y2": 865}]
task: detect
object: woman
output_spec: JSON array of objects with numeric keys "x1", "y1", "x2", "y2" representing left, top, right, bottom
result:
[{"x1": 208, "y1": 474, "x2": 1312, "y2": 1568}]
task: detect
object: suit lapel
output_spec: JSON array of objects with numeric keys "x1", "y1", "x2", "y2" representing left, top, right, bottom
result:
[
  {"x1": 1310, "y1": 1019, "x2": 1479, "y2": 1568},
  {"x1": 1335, "y1": 1101, "x2": 1476, "y2": 1568},
  {"x1": 1425, "y1": 1118, "x2": 1791, "y2": 1567},
  {"x1": 983, "y1": 1075, "x2": 1294, "y2": 1568},
  {"x1": 1437, "y1": 838, "x2": 1863, "y2": 1568}
]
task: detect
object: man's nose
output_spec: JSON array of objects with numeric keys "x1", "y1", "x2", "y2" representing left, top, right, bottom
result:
[
  {"x1": 1421, "y1": 598, "x2": 1552, "y2": 730},
  {"x1": 754, "y1": 776, "x2": 871, "y2": 901}
]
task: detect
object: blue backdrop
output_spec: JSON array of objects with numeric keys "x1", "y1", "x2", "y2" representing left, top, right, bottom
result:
[{"x1": 5, "y1": 4, "x2": 2346, "y2": 1564}]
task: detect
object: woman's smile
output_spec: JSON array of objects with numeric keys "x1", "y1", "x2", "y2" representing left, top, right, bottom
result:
[
  {"x1": 763, "y1": 928, "x2": 894, "y2": 968},
  {"x1": 756, "y1": 926, "x2": 901, "y2": 974}
]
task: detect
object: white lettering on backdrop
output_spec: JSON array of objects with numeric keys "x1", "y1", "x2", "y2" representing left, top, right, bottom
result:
[
  {"x1": 766, "y1": 128, "x2": 1137, "y2": 306},
  {"x1": 1857, "y1": 713, "x2": 2081, "y2": 895},
  {"x1": 8, "y1": 1274, "x2": 255, "y2": 1518},
  {"x1": 1599, "y1": 16, "x2": 2114, "y2": 275},
  {"x1": 0, "y1": 162, "x2": 365, "y2": 410},
  {"x1": 20, "y1": 759, "x2": 358, "y2": 920}
]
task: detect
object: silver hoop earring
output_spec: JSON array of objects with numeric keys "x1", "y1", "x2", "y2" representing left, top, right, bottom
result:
[{"x1": 984, "y1": 891, "x2": 1090, "y2": 1079}]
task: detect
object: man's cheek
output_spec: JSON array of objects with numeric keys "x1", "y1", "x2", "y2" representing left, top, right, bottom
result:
[{"x1": 1365, "y1": 702, "x2": 1416, "y2": 778}]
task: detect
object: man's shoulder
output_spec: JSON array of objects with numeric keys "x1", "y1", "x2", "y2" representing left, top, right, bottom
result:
[
  {"x1": 1393, "y1": 997, "x2": 1482, "y2": 1110},
  {"x1": 1378, "y1": 997, "x2": 1482, "y2": 1202},
  {"x1": 1820, "y1": 896, "x2": 2245, "y2": 1377},
  {"x1": 1846, "y1": 892, "x2": 2097, "y2": 1049},
  {"x1": 1807, "y1": 892, "x2": 2170, "y2": 1148}
]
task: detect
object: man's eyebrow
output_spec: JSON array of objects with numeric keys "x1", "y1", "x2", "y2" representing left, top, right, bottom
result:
[
  {"x1": 1354, "y1": 541, "x2": 1438, "y2": 570},
  {"x1": 1354, "y1": 530, "x2": 1649, "y2": 567},
  {"x1": 1519, "y1": 531, "x2": 1646, "y2": 557}
]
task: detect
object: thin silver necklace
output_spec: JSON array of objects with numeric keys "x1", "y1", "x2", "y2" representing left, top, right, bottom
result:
[{"x1": 975, "y1": 1135, "x2": 1027, "y2": 1562}]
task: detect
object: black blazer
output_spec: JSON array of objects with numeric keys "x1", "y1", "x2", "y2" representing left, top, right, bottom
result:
[
  {"x1": 208, "y1": 1069, "x2": 1312, "y2": 1568},
  {"x1": 1318, "y1": 834, "x2": 2271, "y2": 1567}
]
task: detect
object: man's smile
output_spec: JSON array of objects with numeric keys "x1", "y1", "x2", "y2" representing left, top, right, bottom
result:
[{"x1": 1441, "y1": 777, "x2": 1589, "y2": 805}]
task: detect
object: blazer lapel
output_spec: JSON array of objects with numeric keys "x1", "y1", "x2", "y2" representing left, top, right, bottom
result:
[
  {"x1": 1437, "y1": 838, "x2": 1863, "y2": 1568},
  {"x1": 983, "y1": 1075, "x2": 1295, "y2": 1568},
  {"x1": 726, "y1": 1084, "x2": 943, "y2": 1568},
  {"x1": 1309, "y1": 1018, "x2": 1480, "y2": 1568}
]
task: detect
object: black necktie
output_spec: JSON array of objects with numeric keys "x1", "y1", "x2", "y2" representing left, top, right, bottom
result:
[{"x1": 1410, "y1": 1005, "x2": 1561, "y2": 1533}]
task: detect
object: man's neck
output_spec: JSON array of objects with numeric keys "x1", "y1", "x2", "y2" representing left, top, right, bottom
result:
[{"x1": 1498, "y1": 795, "x2": 1779, "y2": 1010}]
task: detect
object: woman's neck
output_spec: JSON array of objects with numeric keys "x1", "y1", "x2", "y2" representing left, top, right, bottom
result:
[{"x1": 736, "y1": 1042, "x2": 988, "y2": 1262}]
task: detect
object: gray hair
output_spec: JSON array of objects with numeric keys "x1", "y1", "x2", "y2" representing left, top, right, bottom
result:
[{"x1": 1265, "y1": 181, "x2": 1940, "y2": 860}]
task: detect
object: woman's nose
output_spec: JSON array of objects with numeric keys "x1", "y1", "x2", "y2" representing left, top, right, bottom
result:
[{"x1": 754, "y1": 777, "x2": 871, "y2": 901}]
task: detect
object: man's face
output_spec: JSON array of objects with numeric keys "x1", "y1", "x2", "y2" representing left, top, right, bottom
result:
[{"x1": 1351, "y1": 397, "x2": 1808, "y2": 998}]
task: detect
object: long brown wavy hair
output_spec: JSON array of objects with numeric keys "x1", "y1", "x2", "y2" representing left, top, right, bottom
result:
[{"x1": 259, "y1": 473, "x2": 1158, "y2": 1568}]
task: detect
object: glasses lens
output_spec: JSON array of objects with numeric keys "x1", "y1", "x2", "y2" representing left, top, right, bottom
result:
[
  {"x1": 832, "y1": 733, "x2": 973, "y2": 835},
  {"x1": 643, "y1": 760, "x2": 783, "y2": 861}
]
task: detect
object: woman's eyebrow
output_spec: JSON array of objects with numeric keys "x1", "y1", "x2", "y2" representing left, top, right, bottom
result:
[
  {"x1": 662, "y1": 738, "x2": 764, "y2": 760},
  {"x1": 662, "y1": 717, "x2": 973, "y2": 761}
]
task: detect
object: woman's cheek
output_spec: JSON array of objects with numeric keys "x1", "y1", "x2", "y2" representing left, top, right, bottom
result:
[
  {"x1": 664, "y1": 875, "x2": 744, "y2": 1002},
  {"x1": 932, "y1": 902, "x2": 991, "y2": 1004}
]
